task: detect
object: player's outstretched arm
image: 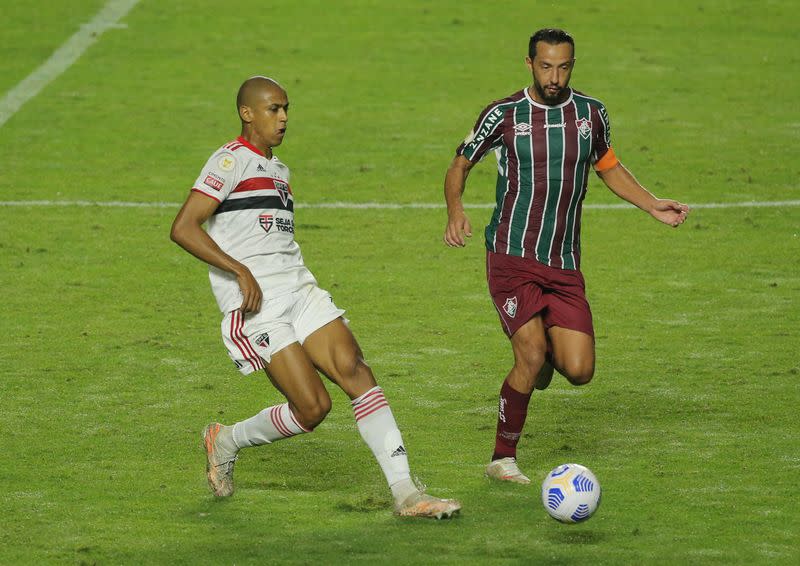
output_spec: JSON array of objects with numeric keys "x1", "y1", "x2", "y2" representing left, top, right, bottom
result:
[
  {"x1": 170, "y1": 191, "x2": 262, "y2": 313},
  {"x1": 597, "y1": 163, "x2": 690, "y2": 227},
  {"x1": 444, "y1": 155, "x2": 476, "y2": 247}
]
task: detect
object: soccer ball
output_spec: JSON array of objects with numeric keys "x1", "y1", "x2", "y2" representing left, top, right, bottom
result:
[{"x1": 541, "y1": 463, "x2": 601, "y2": 523}]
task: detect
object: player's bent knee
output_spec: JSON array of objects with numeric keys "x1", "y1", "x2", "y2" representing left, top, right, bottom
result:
[
  {"x1": 563, "y1": 363, "x2": 594, "y2": 386},
  {"x1": 333, "y1": 354, "x2": 373, "y2": 386},
  {"x1": 293, "y1": 396, "x2": 332, "y2": 430},
  {"x1": 330, "y1": 350, "x2": 359, "y2": 379}
]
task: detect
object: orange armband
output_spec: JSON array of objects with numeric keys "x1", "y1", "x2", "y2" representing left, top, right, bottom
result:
[{"x1": 593, "y1": 147, "x2": 619, "y2": 172}]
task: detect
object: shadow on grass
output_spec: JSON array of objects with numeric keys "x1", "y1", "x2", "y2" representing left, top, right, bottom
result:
[
  {"x1": 336, "y1": 496, "x2": 390, "y2": 513},
  {"x1": 547, "y1": 528, "x2": 605, "y2": 545}
]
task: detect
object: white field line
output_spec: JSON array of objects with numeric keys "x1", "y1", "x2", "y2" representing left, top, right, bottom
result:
[
  {"x1": 0, "y1": 0, "x2": 140, "y2": 128},
  {"x1": 1, "y1": 200, "x2": 799, "y2": 210}
]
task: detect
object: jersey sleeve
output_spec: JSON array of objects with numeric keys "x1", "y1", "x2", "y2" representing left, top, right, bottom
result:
[
  {"x1": 191, "y1": 150, "x2": 241, "y2": 203},
  {"x1": 590, "y1": 103, "x2": 619, "y2": 172},
  {"x1": 455, "y1": 102, "x2": 506, "y2": 163}
]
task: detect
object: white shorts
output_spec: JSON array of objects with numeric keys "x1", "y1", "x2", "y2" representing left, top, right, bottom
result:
[{"x1": 220, "y1": 284, "x2": 346, "y2": 375}]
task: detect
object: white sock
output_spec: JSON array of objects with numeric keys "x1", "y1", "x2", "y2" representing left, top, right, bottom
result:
[
  {"x1": 232, "y1": 402, "x2": 310, "y2": 449},
  {"x1": 351, "y1": 386, "x2": 417, "y2": 503}
]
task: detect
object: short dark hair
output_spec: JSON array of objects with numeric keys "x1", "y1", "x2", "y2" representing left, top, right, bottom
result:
[{"x1": 528, "y1": 28, "x2": 574, "y2": 59}]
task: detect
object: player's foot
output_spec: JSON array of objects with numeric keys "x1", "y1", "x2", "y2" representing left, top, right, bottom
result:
[
  {"x1": 203, "y1": 423, "x2": 238, "y2": 497},
  {"x1": 394, "y1": 491, "x2": 462, "y2": 519},
  {"x1": 485, "y1": 457, "x2": 531, "y2": 484}
]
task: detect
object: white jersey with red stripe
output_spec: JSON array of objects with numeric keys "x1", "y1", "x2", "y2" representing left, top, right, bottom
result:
[{"x1": 191, "y1": 136, "x2": 316, "y2": 313}]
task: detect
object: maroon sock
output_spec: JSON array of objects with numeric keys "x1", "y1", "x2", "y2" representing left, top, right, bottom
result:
[{"x1": 492, "y1": 379, "x2": 533, "y2": 461}]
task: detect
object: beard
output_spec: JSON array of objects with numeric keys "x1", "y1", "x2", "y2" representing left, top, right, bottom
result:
[{"x1": 534, "y1": 80, "x2": 567, "y2": 104}]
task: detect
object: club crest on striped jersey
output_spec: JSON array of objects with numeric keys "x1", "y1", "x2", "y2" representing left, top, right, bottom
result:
[
  {"x1": 514, "y1": 122, "x2": 532, "y2": 136},
  {"x1": 503, "y1": 296, "x2": 518, "y2": 318},
  {"x1": 274, "y1": 180, "x2": 290, "y2": 206},
  {"x1": 576, "y1": 118, "x2": 592, "y2": 139},
  {"x1": 259, "y1": 213, "x2": 274, "y2": 232}
]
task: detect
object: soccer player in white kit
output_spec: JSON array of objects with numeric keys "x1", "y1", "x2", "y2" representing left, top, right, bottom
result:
[{"x1": 170, "y1": 76, "x2": 460, "y2": 519}]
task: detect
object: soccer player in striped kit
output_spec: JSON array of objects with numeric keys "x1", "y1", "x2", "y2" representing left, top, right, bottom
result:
[
  {"x1": 443, "y1": 29, "x2": 689, "y2": 483},
  {"x1": 171, "y1": 76, "x2": 460, "y2": 518}
]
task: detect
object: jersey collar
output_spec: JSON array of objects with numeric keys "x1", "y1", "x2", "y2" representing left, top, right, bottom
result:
[{"x1": 236, "y1": 136, "x2": 266, "y2": 157}]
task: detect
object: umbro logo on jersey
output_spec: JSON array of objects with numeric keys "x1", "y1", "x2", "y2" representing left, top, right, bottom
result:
[
  {"x1": 576, "y1": 118, "x2": 592, "y2": 139},
  {"x1": 256, "y1": 163, "x2": 266, "y2": 172},
  {"x1": 514, "y1": 122, "x2": 532, "y2": 136},
  {"x1": 391, "y1": 445, "x2": 407, "y2": 458}
]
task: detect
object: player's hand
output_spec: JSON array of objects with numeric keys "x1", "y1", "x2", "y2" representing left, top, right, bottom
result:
[
  {"x1": 235, "y1": 266, "x2": 263, "y2": 314},
  {"x1": 444, "y1": 209, "x2": 473, "y2": 247},
  {"x1": 650, "y1": 199, "x2": 690, "y2": 227}
]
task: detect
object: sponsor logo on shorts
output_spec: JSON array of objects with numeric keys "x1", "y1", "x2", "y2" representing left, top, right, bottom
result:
[
  {"x1": 390, "y1": 445, "x2": 407, "y2": 457},
  {"x1": 576, "y1": 118, "x2": 592, "y2": 139},
  {"x1": 255, "y1": 332, "x2": 270, "y2": 348},
  {"x1": 203, "y1": 172, "x2": 225, "y2": 191},
  {"x1": 259, "y1": 214, "x2": 274, "y2": 232},
  {"x1": 503, "y1": 296, "x2": 518, "y2": 318}
]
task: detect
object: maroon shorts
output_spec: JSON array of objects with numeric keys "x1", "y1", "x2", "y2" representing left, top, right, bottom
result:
[{"x1": 486, "y1": 251, "x2": 594, "y2": 339}]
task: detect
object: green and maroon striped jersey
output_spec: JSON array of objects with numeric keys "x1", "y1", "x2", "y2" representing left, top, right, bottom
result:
[{"x1": 456, "y1": 88, "x2": 616, "y2": 270}]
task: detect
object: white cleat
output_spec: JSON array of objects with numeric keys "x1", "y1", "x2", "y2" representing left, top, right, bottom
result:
[
  {"x1": 394, "y1": 491, "x2": 462, "y2": 520},
  {"x1": 485, "y1": 457, "x2": 531, "y2": 484}
]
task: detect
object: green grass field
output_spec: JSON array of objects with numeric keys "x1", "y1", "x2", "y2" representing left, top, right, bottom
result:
[{"x1": 1, "y1": 1, "x2": 798, "y2": 564}]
